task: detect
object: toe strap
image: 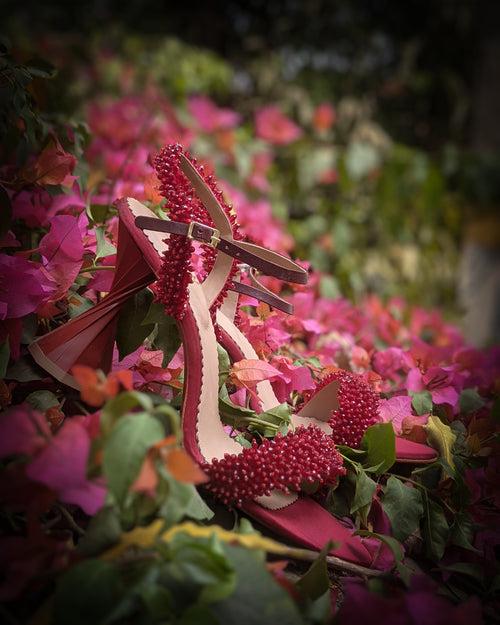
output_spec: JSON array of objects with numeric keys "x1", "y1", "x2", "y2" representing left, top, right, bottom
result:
[{"x1": 202, "y1": 425, "x2": 346, "y2": 505}]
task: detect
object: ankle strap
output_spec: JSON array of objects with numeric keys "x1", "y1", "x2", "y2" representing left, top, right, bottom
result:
[
  {"x1": 135, "y1": 216, "x2": 308, "y2": 286},
  {"x1": 231, "y1": 267, "x2": 294, "y2": 314}
]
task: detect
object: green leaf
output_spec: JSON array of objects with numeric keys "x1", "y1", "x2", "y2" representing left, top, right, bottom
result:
[
  {"x1": 100, "y1": 391, "x2": 154, "y2": 435},
  {"x1": 54, "y1": 560, "x2": 122, "y2": 625},
  {"x1": 0, "y1": 185, "x2": 12, "y2": 237},
  {"x1": 360, "y1": 422, "x2": 396, "y2": 474},
  {"x1": 295, "y1": 542, "x2": 331, "y2": 602},
  {"x1": 381, "y1": 476, "x2": 424, "y2": 542},
  {"x1": 78, "y1": 506, "x2": 122, "y2": 556},
  {"x1": 211, "y1": 545, "x2": 303, "y2": 625},
  {"x1": 26, "y1": 58, "x2": 57, "y2": 78},
  {"x1": 411, "y1": 390, "x2": 433, "y2": 415},
  {"x1": 103, "y1": 413, "x2": 164, "y2": 504},
  {"x1": 95, "y1": 225, "x2": 117, "y2": 260},
  {"x1": 167, "y1": 532, "x2": 236, "y2": 604},
  {"x1": 25, "y1": 390, "x2": 59, "y2": 411},
  {"x1": 219, "y1": 389, "x2": 256, "y2": 421},
  {"x1": 459, "y1": 388, "x2": 485, "y2": 414},
  {"x1": 20, "y1": 314, "x2": 38, "y2": 344},
  {"x1": 184, "y1": 487, "x2": 215, "y2": 522},
  {"x1": 86, "y1": 203, "x2": 114, "y2": 224},
  {"x1": 449, "y1": 511, "x2": 478, "y2": 552},
  {"x1": 319, "y1": 274, "x2": 341, "y2": 299},
  {"x1": 440, "y1": 562, "x2": 484, "y2": 582},
  {"x1": 68, "y1": 292, "x2": 94, "y2": 317},
  {"x1": 6, "y1": 356, "x2": 43, "y2": 381},
  {"x1": 217, "y1": 344, "x2": 230, "y2": 387},
  {"x1": 491, "y1": 397, "x2": 500, "y2": 423},
  {"x1": 424, "y1": 415, "x2": 456, "y2": 470},
  {"x1": 261, "y1": 403, "x2": 292, "y2": 423},
  {"x1": 116, "y1": 289, "x2": 155, "y2": 360},
  {"x1": 350, "y1": 467, "x2": 377, "y2": 523},
  {"x1": 140, "y1": 585, "x2": 173, "y2": 620},
  {"x1": 421, "y1": 496, "x2": 449, "y2": 561},
  {"x1": 0, "y1": 339, "x2": 10, "y2": 378},
  {"x1": 144, "y1": 302, "x2": 181, "y2": 367}
]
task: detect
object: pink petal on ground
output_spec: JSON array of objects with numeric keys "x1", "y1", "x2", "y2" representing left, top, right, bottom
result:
[
  {"x1": 379, "y1": 395, "x2": 413, "y2": 434},
  {"x1": 26, "y1": 420, "x2": 106, "y2": 515},
  {"x1": 431, "y1": 386, "x2": 459, "y2": 407},
  {"x1": 406, "y1": 367, "x2": 425, "y2": 393}
]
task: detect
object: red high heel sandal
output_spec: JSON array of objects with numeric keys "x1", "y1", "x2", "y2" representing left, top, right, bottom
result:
[{"x1": 28, "y1": 145, "x2": 437, "y2": 566}]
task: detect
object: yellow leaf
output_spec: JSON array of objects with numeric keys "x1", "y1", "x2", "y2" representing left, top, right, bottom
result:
[
  {"x1": 424, "y1": 415, "x2": 456, "y2": 469},
  {"x1": 102, "y1": 519, "x2": 164, "y2": 560},
  {"x1": 102, "y1": 520, "x2": 295, "y2": 561},
  {"x1": 160, "y1": 522, "x2": 293, "y2": 555}
]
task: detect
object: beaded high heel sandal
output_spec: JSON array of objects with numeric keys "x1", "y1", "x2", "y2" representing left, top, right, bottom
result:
[{"x1": 29, "y1": 145, "x2": 436, "y2": 565}]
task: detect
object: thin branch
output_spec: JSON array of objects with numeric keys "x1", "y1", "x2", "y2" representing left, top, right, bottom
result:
[
  {"x1": 284, "y1": 545, "x2": 386, "y2": 577},
  {"x1": 57, "y1": 504, "x2": 85, "y2": 536}
]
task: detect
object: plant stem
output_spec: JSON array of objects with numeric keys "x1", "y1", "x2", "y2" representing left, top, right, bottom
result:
[
  {"x1": 78, "y1": 264, "x2": 116, "y2": 276},
  {"x1": 223, "y1": 414, "x2": 279, "y2": 432},
  {"x1": 286, "y1": 546, "x2": 386, "y2": 577}
]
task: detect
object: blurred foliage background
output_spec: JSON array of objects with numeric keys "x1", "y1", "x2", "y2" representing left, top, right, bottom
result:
[{"x1": 3, "y1": 0, "x2": 500, "y2": 321}]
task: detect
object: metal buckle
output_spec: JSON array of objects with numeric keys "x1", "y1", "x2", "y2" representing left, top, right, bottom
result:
[
  {"x1": 209, "y1": 229, "x2": 221, "y2": 248},
  {"x1": 186, "y1": 221, "x2": 196, "y2": 239},
  {"x1": 186, "y1": 222, "x2": 220, "y2": 248}
]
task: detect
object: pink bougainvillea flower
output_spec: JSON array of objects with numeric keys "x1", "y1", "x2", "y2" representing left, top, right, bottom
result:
[
  {"x1": 246, "y1": 151, "x2": 273, "y2": 192},
  {"x1": 379, "y1": 394, "x2": 413, "y2": 434},
  {"x1": 29, "y1": 137, "x2": 77, "y2": 187},
  {"x1": 26, "y1": 419, "x2": 106, "y2": 515},
  {"x1": 312, "y1": 102, "x2": 336, "y2": 132},
  {"x1": 238, "y1": 311, "x2": 292, "y2": 355},
  {"x1": 406, "y1": 365, "x2": 460, "y2": 408},
  {"x1": 372, "y1": 347, "x2": 407, "y2": 382},
  {"x1": 222, "y1": 182, "x2": 293, "y2": 252},
  {"x1": 47, "y1": 183, "x2": 86, "y2": 219},
  {"x1": 11, "y1": 187, "x2": 52, "y2": 227},
  {"x1": 39, "y1": 214, "x2": 84, "y2": 298},
  {"x1": 255, "y1": 105, "x2": 302, "y2": 145},
  {"x1": 0, "y1": 254, "x2": 55, "y2": 319},
  {"x1": 270, "y1": 355, "x2": 315, "y2": 402},
  {"x1": 188, "y1": 95, "x2": 240, "y2": 132},
  {"x1": 0, "y1": 405, "x2": 51, "y2": 458}
]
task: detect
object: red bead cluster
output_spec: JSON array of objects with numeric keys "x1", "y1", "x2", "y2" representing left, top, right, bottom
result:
[
  {"x1": 153, "y1": 143, "x2": 241, "y2": 320},
  {"x1": 317, "y1": 370, "x2": 380, "y2": 448},
  {"x1": 202, "y1": 425, "x2": 346, "y2": 505}
]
